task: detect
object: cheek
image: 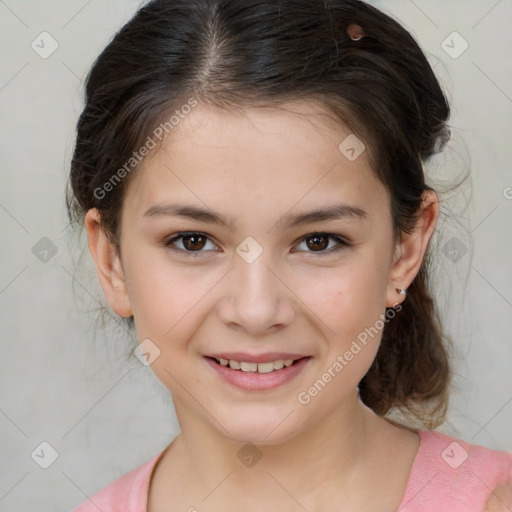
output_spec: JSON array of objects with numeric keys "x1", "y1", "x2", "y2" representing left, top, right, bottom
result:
[
  {"x1": 291, "y1": 254, "x2": 390, "y2": 336},
  {"x1": 123, "y1": 249, "x2": 217, "y2": 344},
  {"x1": 290, "y1": 254, "x2": 390, "y2": 383},
  {"x1": 123, "y1": 254, "x2": 215, "y2": 393}
]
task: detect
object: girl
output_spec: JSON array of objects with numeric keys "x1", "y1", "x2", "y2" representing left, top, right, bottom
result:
[{"x1": 67, "y1": 0, "x2": 512, "y2": 510}]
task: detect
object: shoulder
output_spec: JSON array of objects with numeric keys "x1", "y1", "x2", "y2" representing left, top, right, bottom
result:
[
  {"x1": 417, "y1": 429, "x2": 512, "y2": 476},
  {"x1": 400, "y1": 429, "x2": 512, "y2": 511},
  {"x1": 69, "y1": 451, "x2": 164, "y2": 512}
]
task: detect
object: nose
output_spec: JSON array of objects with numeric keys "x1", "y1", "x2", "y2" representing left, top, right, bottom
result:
[{"x1": 216, "y1": 250, "x2": 296, "y2": 335}]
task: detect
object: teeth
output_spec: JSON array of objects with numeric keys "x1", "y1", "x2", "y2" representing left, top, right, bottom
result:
[
  {"x1": 228, "y1": 359, "x2": 240, "y2": 370},
  {"x1": 241, "y1": 361, "x2": 258, "y2": 372},
  {"x1": 215, "y1": 357, "x2": 299, "y2": 373},
  {"x1": 257, "y1": 362, "x2": 275, "y2": 373}
]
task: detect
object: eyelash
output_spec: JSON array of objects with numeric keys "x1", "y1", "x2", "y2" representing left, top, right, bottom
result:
[{"x1": 163, "y1": 231, "x2": 351, "y2": 257}]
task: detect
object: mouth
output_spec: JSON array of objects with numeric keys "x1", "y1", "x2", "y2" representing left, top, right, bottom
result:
[{"x1": 204, "y1": 354, "x2": 311, "y2": 391}]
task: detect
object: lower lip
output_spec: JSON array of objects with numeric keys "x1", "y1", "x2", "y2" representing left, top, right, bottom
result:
[{"x1": 205, "y1": 357, "x2": 311, "y2": 391}]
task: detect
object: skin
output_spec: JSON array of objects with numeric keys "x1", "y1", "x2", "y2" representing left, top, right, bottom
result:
[{"x1": 85, "y1": 100, "x2": 439, "y2": 511}]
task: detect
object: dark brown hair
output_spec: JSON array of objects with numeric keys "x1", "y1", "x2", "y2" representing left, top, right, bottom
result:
[{"x1": 67, "y1": 0, "x2": 453, "y2": 428}]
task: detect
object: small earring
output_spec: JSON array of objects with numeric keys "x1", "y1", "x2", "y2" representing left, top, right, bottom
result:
[{"x1": 396, "y1": 288, "x2": 407, "y2": 298}]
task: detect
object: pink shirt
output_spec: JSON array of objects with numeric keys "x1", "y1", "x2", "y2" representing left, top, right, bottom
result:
[{"x1": 71, "y1": 429, "x2": 512, "y2": 511}]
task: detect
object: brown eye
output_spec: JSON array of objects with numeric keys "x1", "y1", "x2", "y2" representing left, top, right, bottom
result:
[
  {"x1": 294, "y1": 233, "x2": 350, "y2": 255},
  {"x1": 182, "y1": 234, "x2": 207, "y2": 251},
  {"x1": 164, "y1": 232, "x2": 217, "y2": 256},
  {"x1": 305, "y1": 234, "x2": 329, "y2": 251}
]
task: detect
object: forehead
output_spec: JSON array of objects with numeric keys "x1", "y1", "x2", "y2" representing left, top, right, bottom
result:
[{"x1": 123, "y1": 100, "x2": 389, "y2": 221}]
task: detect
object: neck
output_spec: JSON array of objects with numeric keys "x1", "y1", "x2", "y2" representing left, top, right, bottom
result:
[{"x1": 167, "y1": 390, "x2": 378, "y2": 503}]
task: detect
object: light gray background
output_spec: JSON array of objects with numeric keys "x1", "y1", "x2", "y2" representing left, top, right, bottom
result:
[{"x1": 0, "y1": 1, "x2": 511, "y2": 511}]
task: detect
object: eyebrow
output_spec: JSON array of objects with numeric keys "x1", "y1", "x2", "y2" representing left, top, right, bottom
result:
[{"x1": 143, "y1": 202, "x2": 368, "y2": 229}]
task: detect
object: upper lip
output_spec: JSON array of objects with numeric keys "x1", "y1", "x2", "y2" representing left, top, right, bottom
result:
[{"x1": 206, "y1": 353, "x2": 309, "y2": 364}]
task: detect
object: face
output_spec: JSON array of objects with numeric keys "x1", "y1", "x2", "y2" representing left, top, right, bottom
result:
[{"x1": 92, "y1": 101, "x2": 416, "y2": 444}]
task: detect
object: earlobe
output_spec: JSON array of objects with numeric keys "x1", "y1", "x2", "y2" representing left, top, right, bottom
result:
[
  {"x1": 84, "y1": 208, "x2": 133, "y2": 318},
  {"x1": 385, "y1": 190, "x2": 439, "y2": 308}
]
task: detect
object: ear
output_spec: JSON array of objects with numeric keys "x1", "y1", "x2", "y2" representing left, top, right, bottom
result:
[
  {"x1": 386, "y1": 190, "x2": 439, "y2": 308},
  {"x1": 84, "y1": 208, "x2": 133, "y2": 318}
]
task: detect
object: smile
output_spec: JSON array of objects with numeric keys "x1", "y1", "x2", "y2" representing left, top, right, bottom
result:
[
  {"x1": 213, "y1": 357, "x2": 296, "y2": 373},
  {"x1": 205, "y1": 355, "x2": 311, "y2": 391}
]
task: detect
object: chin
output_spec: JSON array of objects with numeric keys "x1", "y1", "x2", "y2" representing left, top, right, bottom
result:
[{"x1": 216, "y1": 407, "x2": 305, "y2": 446}]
